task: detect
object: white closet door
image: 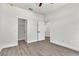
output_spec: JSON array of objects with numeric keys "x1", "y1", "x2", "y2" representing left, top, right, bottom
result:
[{"x1": 38, "y1": 21, "x2": 45, "y2": 41}]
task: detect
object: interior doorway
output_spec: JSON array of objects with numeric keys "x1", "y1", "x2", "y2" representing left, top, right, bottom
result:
[
  {"x1": 18, "y1": 18, "x2": 27, "y2": 43},
  {"x1": 45, "y1": 23, "x2": 50, "y2": 41}
]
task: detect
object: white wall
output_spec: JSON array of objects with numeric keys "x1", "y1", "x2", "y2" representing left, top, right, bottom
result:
[
  {"x1": 46, "y1": 4, "x2": 79, "y2": 51},
  {"x1": 13, "y1": 4, "x2": 45, "y2": 43},
  {"x1": 0, "y1": 4, "x2": 44, "y2": 49},
  {"x1": 0, "y1": 4, "x2": 3, "y2": 51},
  {"x1": 0, "y1": 4, "x2": 18, "y2": 49}
]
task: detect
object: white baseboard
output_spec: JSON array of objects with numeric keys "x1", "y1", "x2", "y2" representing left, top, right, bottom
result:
[
  {"x1": 0, "y1": 43, "x2": 18, "y2": 52},
  {"x1": 50, "y1": 41, "x2": 79, "y2": 52},
  {"x1": 27, "y1": 39, "x2": 45, "y2": 43},
  {"x1": 27, "y1": 40, "x2": 38, "y2": 43}
]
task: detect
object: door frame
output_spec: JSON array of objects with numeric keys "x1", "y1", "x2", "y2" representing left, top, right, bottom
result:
[{"x1": 18, "y1": 18, "x2": 27, "y2": 42}]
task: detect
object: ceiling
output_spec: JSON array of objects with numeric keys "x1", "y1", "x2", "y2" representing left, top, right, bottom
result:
[{"x1": 10, "y1": 3, "x2": 67, "y2": 15}]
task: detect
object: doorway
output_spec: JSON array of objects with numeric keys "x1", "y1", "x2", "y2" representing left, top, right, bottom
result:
[{"x1": 18, "y1": 18, "x2": 27, "y2": 43}]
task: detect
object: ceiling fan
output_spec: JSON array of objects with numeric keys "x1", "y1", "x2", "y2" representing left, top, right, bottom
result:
[{"x1": 39, "y1": 3, "x2": 54, "y2": 7}]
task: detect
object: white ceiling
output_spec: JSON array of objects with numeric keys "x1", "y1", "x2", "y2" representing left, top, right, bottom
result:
[{"x1": 11, "y1": 3, "x2": 67, "y2": 15}]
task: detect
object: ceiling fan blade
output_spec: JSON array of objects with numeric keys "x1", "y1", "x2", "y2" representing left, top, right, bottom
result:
[{"x1": 39, "y1": 3, "x2": 42, "y2": 7}]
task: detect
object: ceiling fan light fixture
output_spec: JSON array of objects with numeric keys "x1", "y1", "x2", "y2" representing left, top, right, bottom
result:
[{"x1": 39, "y1": 3, "x2": 42, "y2": 7}]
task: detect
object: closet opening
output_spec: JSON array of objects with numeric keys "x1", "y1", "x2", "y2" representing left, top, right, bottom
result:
[{"x1": 18, "y1": 18, "x2": 27, "y2": 43}]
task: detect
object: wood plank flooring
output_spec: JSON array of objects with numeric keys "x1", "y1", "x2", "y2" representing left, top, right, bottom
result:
[{"x1": 0, "y1": 39, "x2": 79, "y2": 56}]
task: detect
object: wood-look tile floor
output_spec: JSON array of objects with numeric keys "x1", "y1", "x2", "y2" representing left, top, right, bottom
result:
[{"x1": 0, "y1": 39, "x2": 79, "y2": 56}]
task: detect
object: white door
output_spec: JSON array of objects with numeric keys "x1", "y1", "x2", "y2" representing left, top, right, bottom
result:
[{"x1": 37, "y1": 21, "x2": 45, "y2": 41}]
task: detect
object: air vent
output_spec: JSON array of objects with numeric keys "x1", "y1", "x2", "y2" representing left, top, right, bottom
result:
[
  {"x1": 9, "y1": 3, "x2": 14, "y2": 6},
  {"x1": 28, "y1": 8, "x2": 33, "y2": 11}
]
